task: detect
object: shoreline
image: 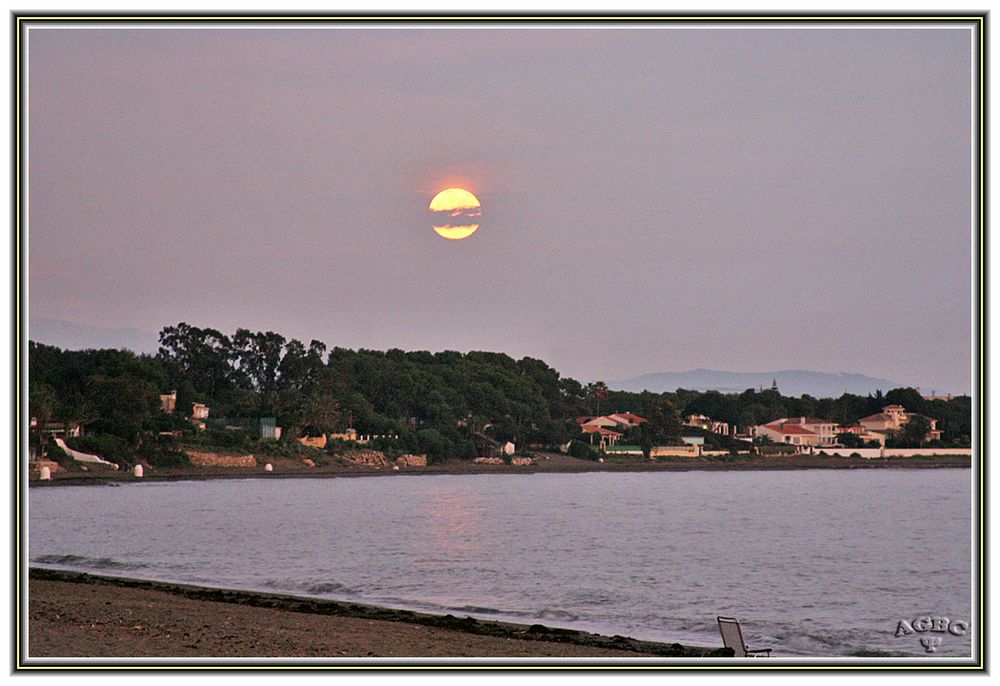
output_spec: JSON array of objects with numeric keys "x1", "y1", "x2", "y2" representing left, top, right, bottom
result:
[
  {"x1": 27, "y1": 452, "x2": 972, "y2": 487},
  {"x1": 26, "y1": 568, "x2": 731, "y2": 659}
]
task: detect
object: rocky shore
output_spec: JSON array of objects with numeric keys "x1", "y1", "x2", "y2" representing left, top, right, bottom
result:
[
  {"x1": 27, "y1": 452, "x2": 972, "y2": 487},
  {"x1": 27, "y1": 568, "x2": 730, "y2": 659}
]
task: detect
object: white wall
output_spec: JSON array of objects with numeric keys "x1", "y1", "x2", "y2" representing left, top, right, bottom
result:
[
  {"x1": 814, "y1": 448, "x2": 883, "y2": 459},
  {"x1": 815, "y1": 448, "x2": 971, "y2": 459}
]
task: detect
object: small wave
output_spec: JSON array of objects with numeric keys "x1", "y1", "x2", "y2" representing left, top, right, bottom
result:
[
  {"x1": 259, "y1": 578, "x2": 359, "y2": 597},
  {"x1": 33, "y1": 553, "x2": 147, "y2": 572},
  {"x1": 451, "y1": 605, "x2": 506, "y2": 616},
  {"x1": 305, "y1": 582, "x2": 354, "y2": 595},
  {"x1": 538, "y1": 608, "x2": 580, "y2": 622}
]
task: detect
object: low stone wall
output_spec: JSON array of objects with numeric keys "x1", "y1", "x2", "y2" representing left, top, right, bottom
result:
[
  {"x1": 396, "y1": 454, "x2": 428, "y2": 467},
  {"x1": 186, "y1": 451, "x2": 257, "y2": 468},
  {"x1": 341, "y1": 450, "x2": 388, "y2": 467}
]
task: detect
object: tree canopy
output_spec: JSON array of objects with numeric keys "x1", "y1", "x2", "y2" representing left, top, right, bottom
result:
[{"x1": 27, "y1": 323, "x2": 973, "y2": 467}]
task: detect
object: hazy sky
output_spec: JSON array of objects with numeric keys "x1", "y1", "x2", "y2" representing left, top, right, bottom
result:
[{"x1": 27, "y1": 24, "x2": 975, "y2": 393}]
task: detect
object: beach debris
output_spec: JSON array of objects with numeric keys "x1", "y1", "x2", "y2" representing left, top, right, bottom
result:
[
  {"x1": 39, "y1": 466, "x2": 51, "y2": 481},
  {"x1": 598, "y1": 457, "x2": 605, "y2": 463},
  {"x1": 132, "y1": 465, "x2": 144, "y2": 478},
  {"x1": 341, "y1": 450, "x2": 388, "y2": 468},
  {"x1": 472, "y1": 457, "x2": 504, "y2": 465},
  {"x1": 395, "y1": 454, "x2": 427, "y2": 467},
  {"x1": 392, "y1": 465, "x2": 400, "y2": 471},
  {"x1": 511, "y1": 457, "x2": 533, "y2": 466},
  {"x1": 264, "y1": 463, "x2": 273, "y2": 472},
  {"x1": 302, "y1": 458, "x2": 316, "y2": 468}
]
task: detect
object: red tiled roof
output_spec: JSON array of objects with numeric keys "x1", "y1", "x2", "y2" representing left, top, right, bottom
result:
[
  {"x1": 859, "y1": 413, "x2": 893, "y2": 423},
  {"x1": 614, "y1": 412, "x2": 648, "y2": 423},
  {"x1": 581, "y1": 425, "x2": 622, "y2": 436},
  {"x1": 763, "y1": 422, "x2": 816, "y2": 435}
]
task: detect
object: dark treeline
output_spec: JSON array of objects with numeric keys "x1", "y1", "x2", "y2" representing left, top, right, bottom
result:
[{"x1": 28, "y1": 323, "x2": 973, "y2": 465}]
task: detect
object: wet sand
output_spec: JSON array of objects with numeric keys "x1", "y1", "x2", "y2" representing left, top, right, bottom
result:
[
  {"x1": 26, "y1": 569, "x2": 729, "y2": 659},
  {"x1": 28, "y1": 452, "x2": 971, "y2": 487}
]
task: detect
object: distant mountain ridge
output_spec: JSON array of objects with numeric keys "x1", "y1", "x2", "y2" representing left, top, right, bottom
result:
[
  {"x1": 607, "y1": 369, "x2": 904, "y2": 399},
  {"x1": 26, "y1": 320, "x2": 916, "y2": 399}
]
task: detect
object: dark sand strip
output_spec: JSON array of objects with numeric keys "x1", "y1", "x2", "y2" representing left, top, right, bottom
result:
[
  {"x1": 26, "y1": 568, "x2": 730, "y2": 659},
  {"x1": 28, "y1": 452, "x2": 972, "y2": 488}
]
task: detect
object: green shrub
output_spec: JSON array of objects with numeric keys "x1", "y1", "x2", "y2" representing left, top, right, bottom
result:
[
  {"x1": 326, "y1": 438, "x2": 360, "y2": 453},
  {"x1": 416, "y1": 429, "x2": 449, "y2": 463},
  {"x1": 255, "y1": 439, "x2": 316, "y2": 458},
  {"x1": 202, "y1": 429, "x2": 251, "y2": 449},
  {"x1": 144, "y1": 445, "x2": 190, "y2": 468},
  {"x1": 44, "y1": 440, "x2": 74, "y2": 468},
  {"x1": 139, "y1": 435, "x2": 189, "y2": 467}
]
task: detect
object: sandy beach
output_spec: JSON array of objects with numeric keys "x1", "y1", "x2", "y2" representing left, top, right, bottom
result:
[{"x1": 26, "y1": 569, "x2": 729, "y2": 659}]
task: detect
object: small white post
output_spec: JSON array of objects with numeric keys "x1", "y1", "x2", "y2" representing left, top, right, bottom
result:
[
  {"x1": 39, "y1": 466, "x2": 51, "y2": 481},
  {"x1": 264, "y1": 463, "x2": 273, "y2": 472},
  {"x1": 132, "y1": 464, "x2": 144, "y2": 478}
]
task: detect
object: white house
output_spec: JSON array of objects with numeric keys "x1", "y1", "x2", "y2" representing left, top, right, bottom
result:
[
  {"x1": 858, "y1": 405, "x2": 942, "y2": 445},
  {"x1": 756, "y1": 417, "x2": 839, "y2": 448}
]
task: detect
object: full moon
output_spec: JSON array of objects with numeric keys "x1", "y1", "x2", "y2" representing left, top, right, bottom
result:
[{"x1": 429, "y1": 188, "x2": 481, "y2": 240}]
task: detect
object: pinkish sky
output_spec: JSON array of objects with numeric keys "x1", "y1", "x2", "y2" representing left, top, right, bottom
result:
[{"x1": 27, "y1": 24, "x2": 975, "y2": 393}]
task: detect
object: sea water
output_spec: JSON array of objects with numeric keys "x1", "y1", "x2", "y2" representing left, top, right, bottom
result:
[{"x1": 27, "y1": 468, "x2": 974, "y2": 657}]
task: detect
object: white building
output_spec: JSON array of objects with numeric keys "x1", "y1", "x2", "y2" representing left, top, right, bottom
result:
[{"x1": 756, "y1": 417, "x2": 840, "y2": 448}]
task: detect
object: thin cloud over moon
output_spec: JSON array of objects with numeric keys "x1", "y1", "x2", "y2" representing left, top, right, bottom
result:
[{"x1": 430, "y1": 188, "x2": 481, "y2": 240}]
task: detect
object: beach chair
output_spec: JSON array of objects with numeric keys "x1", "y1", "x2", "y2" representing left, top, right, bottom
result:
[{"x1": 717, "y1": 616, "x2": 772, "y2": 657}]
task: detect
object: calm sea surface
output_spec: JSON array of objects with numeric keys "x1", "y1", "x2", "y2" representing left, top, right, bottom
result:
[{"x1": 28, "y1": 469, "x2": 973, "y2": 657}]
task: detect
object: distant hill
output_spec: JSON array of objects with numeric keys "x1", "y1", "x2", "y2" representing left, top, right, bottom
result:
[
  {"x1": 28, "y1": 318, "x2": 160, "y2": 355},
  {"x1": 607, "y1": 369, "x2": 903, "y2": 399}
]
